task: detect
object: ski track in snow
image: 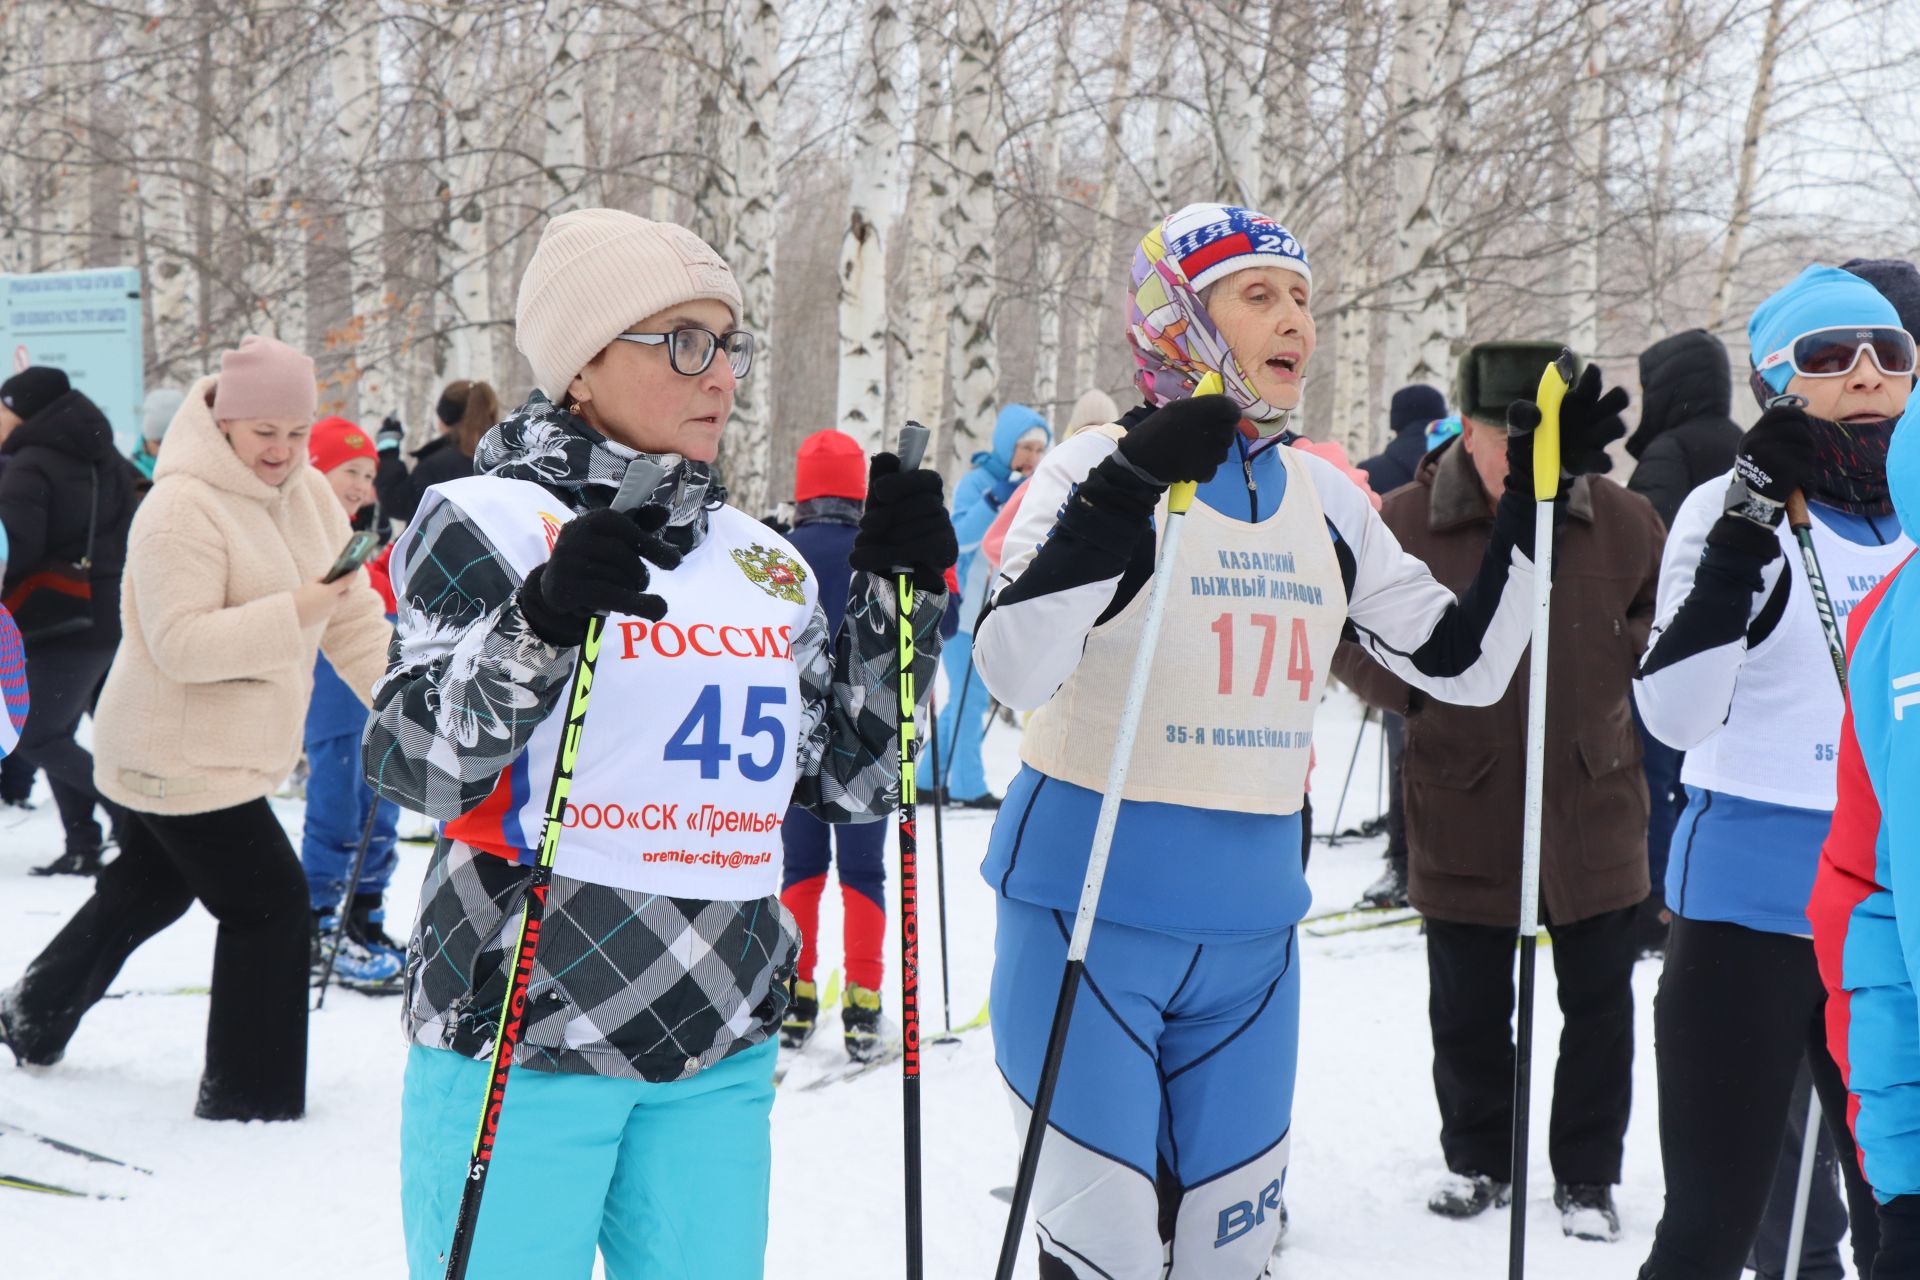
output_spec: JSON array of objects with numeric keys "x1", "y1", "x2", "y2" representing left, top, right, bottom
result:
[{"x1": 0, "y1": 691, "x2": 1802, "y2": 1277}]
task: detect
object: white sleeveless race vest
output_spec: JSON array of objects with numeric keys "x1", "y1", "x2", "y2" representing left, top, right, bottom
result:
[
  {"x1": 1681, "y1": 512, "x2": 1912, "y2": 810},
  {"x1": 431, "y1": 476, "x2": 816, "y2": 899},
  {"x1": 1021, "y1": 439, "x2": 1347, "y2": 815}
]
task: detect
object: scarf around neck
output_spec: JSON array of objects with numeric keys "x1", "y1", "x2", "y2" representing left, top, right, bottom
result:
[
  {"x1": 1806, "y1": 413, "x2": 1897, "y2": 517},
  {"x1": 476, "y1": 392, "x2": 724, "y2": 550}
]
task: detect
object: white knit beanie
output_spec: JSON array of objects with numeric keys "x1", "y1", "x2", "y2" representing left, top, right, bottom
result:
[{"x1": 514, "y1": 209, "x2": 745, "y2": 399}]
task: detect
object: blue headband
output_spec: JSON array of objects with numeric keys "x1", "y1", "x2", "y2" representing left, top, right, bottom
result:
[{"x1": 1749, "y1": 264, "x2": 1903, "y2": 394}]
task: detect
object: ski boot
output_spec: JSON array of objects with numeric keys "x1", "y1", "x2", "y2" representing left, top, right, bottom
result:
[
  {"x1": 1356, "y1": 855, "x2": 1410, "y2": 910},
  {"x1": 1427, "y1": 1172, "x2": 1511, "y2": 1219},
  {"x1": 781, "y1": 980, "x2": 820, "y2": 1050},
  {"x1": 843, "y1": 983, "x2": 884, "y2": 1062},
  {"x1": 30, "y1": 843, "x2": 104, "y2": 878},
  {"x1": 311, "y1": 911, "x2": 403, "y2": 994},
  {"x1": 348, "y1": 894, "x2": 407, "y2": 972},
  {"x1": 1555, "y1": 1183, "x2": 1621, "y2": 1242}
]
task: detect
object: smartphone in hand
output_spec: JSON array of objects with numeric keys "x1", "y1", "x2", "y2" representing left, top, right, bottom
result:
[{"x1": 321, "y1": 531, "x2": 381, "y2": 584}]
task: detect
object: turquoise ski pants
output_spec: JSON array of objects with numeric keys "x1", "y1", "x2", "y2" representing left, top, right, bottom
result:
[{"x1": 400, "y1": 1040, "x2": 777, "y2": 1279}]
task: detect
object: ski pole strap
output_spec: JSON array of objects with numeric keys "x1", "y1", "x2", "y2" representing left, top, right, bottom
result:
[{"x1": 1532, "y1": 352, "x2": 1575, "y2": 503}]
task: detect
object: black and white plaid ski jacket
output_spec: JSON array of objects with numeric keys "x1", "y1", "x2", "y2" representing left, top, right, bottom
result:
[{"x1": 362, "y1": 395, "x2": 944, "y2": 1083}]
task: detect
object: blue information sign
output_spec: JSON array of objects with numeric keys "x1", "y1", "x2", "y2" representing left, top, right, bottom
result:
[{"x1": 0, "y1": 268, "x2": 145, "y2": 455}]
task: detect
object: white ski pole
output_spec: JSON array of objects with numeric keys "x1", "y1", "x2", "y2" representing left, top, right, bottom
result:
[
  {"x1": 992, "y1": 372, "x2": 1218, "y2": 1280},
  {"x1": 1509, "y1": 351, "x2": 1574, "y2": 1280}
]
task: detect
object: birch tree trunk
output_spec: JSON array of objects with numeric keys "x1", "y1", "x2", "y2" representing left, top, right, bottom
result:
[
  {"x1": 1647, "y1": 0, "x2": 1687, "y2": 332},
  {"x1": 542, "y1": 0, "x2": 590, "y2": 209},
  {"x1": 1567, "y1": 1, "x2": 1609, "y2": 357},
  {"x1": 46, "y1": 12, "x2": 92, "y2": 271},
  {"x1": 328, "y1": 0, "x2": 387, "y2": 415},
  {"x1": 1331, "y1": 0, "x2": 1377, "y2": 455},
  {"x1": 943, "y1": 0, "x2": 1000, "y2": 467},
  {"x1": 1707, "y1": 0, "x2": 1788, "y2": 332},
  {"x1": 903, "y1": 0, "x2": 952, "y2": 443},
  {"x1": 690, "y1": 1, "x2": 740, "y2": 257},
  {"x1": 1030, "y1": 5, "x2": 1076, "y2": 426},
  {"x1": 1206, "y1": 0, "x2": 1265, "y2": 206},
  {"x1": 723, "y1": 0, "x2": 782, "y2": 514},
  {"x1": 650, "y1": 49, "x2": 684, "y2": 222},
  {"x1": 1383, "y1": 0, "x2": 1466, "y2": 390},
  {"x1": 835, "y1": 0, "x2": 903, "y2": 451},
  {"x1": 1149, "y1": 36, "x2": 1178, "y2": 214},
  {"x1": 1, "y1": 3, "x2": 32, "y2": 270},
  {"x1": 443, "y1": 4, "x2": 494, "y2": 382},
  {"x1": 1072, "y1": 0, "x2": 1144, "y2": 407}
]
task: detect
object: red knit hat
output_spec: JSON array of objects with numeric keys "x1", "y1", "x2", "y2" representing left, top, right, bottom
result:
[
  {"x1": 309, "y1": 416, "x2": 378, "y2": 474},
  {"x1": 795, "y1": 429, "x2": 867, "y2": 503}
]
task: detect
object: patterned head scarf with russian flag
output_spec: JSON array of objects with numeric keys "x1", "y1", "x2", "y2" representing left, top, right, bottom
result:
[
  {"x1": 1126, "y1": 202, "x2": 1313, "y2": 425},
  {"x1": 0, "y1": 605, "x2": 27, "y2": 759}
]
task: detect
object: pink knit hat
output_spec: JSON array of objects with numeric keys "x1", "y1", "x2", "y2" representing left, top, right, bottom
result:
[
  {"x1": 515, "y1": 209, "x2": 744, "y2": 398},
  {"x1": 211, "y1": 335, "x2": 317, "y2": 423}
]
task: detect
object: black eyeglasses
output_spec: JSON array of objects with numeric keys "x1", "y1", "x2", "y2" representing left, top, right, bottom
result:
[{"x1": 613, "y1": 327, "x2": 755, "y2": 378}]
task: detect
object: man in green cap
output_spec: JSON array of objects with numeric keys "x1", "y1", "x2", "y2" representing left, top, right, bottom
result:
[{"x1": 1334, "y1": 340, "x2": 1665, "y2": 1241}]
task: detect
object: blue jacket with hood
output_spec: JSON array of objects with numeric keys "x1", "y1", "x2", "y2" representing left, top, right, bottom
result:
[
  {"x1": 1809, "y1": 401, "x2": 1920, "y2": 1200},
  {"x1": 950, "y1": 405, "x2": 1050, "y2": 624}
]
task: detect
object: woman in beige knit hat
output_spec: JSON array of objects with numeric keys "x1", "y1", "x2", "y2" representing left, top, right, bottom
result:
[
  {"x1": 0, "y1": 335, "x2": 393, "y2": 1123},
  {"x1": 363, "y1": 209, "x2": 954, "y2": 1278}
]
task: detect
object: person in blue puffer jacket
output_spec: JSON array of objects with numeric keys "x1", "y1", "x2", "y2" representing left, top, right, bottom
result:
[{"x1": 935, "y1": 402, "x2": 1049, "y2": 808}]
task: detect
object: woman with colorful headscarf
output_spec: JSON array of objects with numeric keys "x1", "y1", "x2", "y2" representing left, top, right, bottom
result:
[
  {"x1": 971, "y1": 203, "x2": 1628, "y2": 1276},
  {"x1": 1632, "y1": 264, "x2": 1914, "y2": 1278}
]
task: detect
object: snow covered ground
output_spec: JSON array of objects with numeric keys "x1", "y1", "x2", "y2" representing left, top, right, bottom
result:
[{"x1": 0, "y1": 691, "x2": 1814, "y2": 1277}]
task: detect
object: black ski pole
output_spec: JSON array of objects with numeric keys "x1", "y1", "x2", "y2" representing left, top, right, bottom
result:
[
  {"x1": 314, "y1": 798, "x2": 384, "y2": 1010},
  {"x1": 939, "y1": 648, "x2": 977, "y2": 796},
  {"x1": 928, "y1": 684, "x2": 955, "y2": 1039},
  {"x1": 1324, "y1": 703, "x2": 1374, "y2": 845},
  {"x1": 890, "y1": 422, "x2": 932, "y2": 1280},
  {"x1": 1780, "y1": 482, "x2": 1850, "y2": 1280},
  {"x1": 442, "y1": 464, "x2": 654, "y2": 1280}
]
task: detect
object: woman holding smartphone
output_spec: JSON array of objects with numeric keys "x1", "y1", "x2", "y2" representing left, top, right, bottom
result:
[{"x1": 0, "y1": 335, "x2": 393, "y2": 1123}]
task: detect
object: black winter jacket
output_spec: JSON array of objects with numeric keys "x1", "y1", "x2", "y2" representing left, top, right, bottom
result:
[
  {"x1": 373, "y1": 433, "x2": 475, "y2": 524},
  {"x1": 1359, "y1": 424, "x2": 1432, "y2": 496},
  {"x1": 0, "y1": 390, "x2": 140, "y2": 641},
  {"x1": 1626, "y1": 329, "x2": 1740, "y2": 529}
]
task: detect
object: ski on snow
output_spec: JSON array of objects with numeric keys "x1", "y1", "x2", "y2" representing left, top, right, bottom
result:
[
  {"x1": 0, "y1": 1170, "x2": 120, "y2": 1200},
  {"x1": 0, "y1": 1119, "x2": 151, "y2": 1174}
]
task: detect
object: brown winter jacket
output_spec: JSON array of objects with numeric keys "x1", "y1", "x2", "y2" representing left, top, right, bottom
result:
[
  {"x1": 1331, "y1": 439, "x2": 1666, "y2": 928},
  {"x1": 92, "y1": 374, "x2": 392, "y2": 816}
]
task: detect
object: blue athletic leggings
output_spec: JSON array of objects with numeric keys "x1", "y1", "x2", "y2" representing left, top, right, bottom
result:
[{"x1": 400, "y1": 1040, "x2": 776, "y2": 1279}]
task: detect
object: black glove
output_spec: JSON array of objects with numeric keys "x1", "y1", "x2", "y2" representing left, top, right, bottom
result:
[
  {"x1": 377, "y1": 414, "x2": 405, "y2": 455},
  {"x1": 850, "y1": 453, "x2": 957, "y2": 593},
  {"x1": 1704, "y1": 405, "x2": 1814, "y2": 561},
  {"x1": 1504, "y1": 363, "x2": 1629, "y2": 497},
  {"x1": 1115, "y1": 395, "x2": 1242, "y2": 486},
  {"x1": 516, "y1": 505, "x2": 683, "y2": 646}
]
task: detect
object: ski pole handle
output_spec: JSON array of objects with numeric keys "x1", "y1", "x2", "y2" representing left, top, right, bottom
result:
[
  {"x1": 1787, "y1": 490, "x2": 1813, "y2": 532},
  {"x1": 1171, "y1": 373, "x2": 1227, "y2": 515},
  {"x1": 1531, "y1": 351, "x2": 1576, "y2": 503},
  {"x1": 896, "y1": 421, "x2": 930, "y2": 474}
]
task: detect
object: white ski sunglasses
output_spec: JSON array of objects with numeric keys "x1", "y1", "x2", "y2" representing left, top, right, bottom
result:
[{"x1": 1755, "y1": 325, "x2": 1917, "y2": 380}]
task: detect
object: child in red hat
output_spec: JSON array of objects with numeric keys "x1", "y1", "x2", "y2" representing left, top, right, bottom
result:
[
  {"x1": 302, "y1": 416, "x2": 404, "y2": 992},
  {"x1": 777, "y1": 428, "x2": 894, "y2": 1063}
]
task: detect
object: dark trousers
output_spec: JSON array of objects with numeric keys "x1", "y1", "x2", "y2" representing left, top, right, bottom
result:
[
  {"x1": 1750, "y1": 1061, "x2": 1847, "y2": 1280},
  {"x1": 8, "y1": 798, "x2": 311, "y2": 1120},
  {"x1": 0, "y1": 750, "x2": 35, "y2": 803},
  {"x1": 17, "y1": 636, "x2": 123, "y2": 853},
  {"x1": 1426, "y1": 905, "x2": 1637, "y2": 1185},
  {"x1": 1877, "y1": 1197, "x2": 1920, "y2": 1279},
  {"x1": 1637, "y1": 916, "x2": 1879, "y2": 1279}
]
